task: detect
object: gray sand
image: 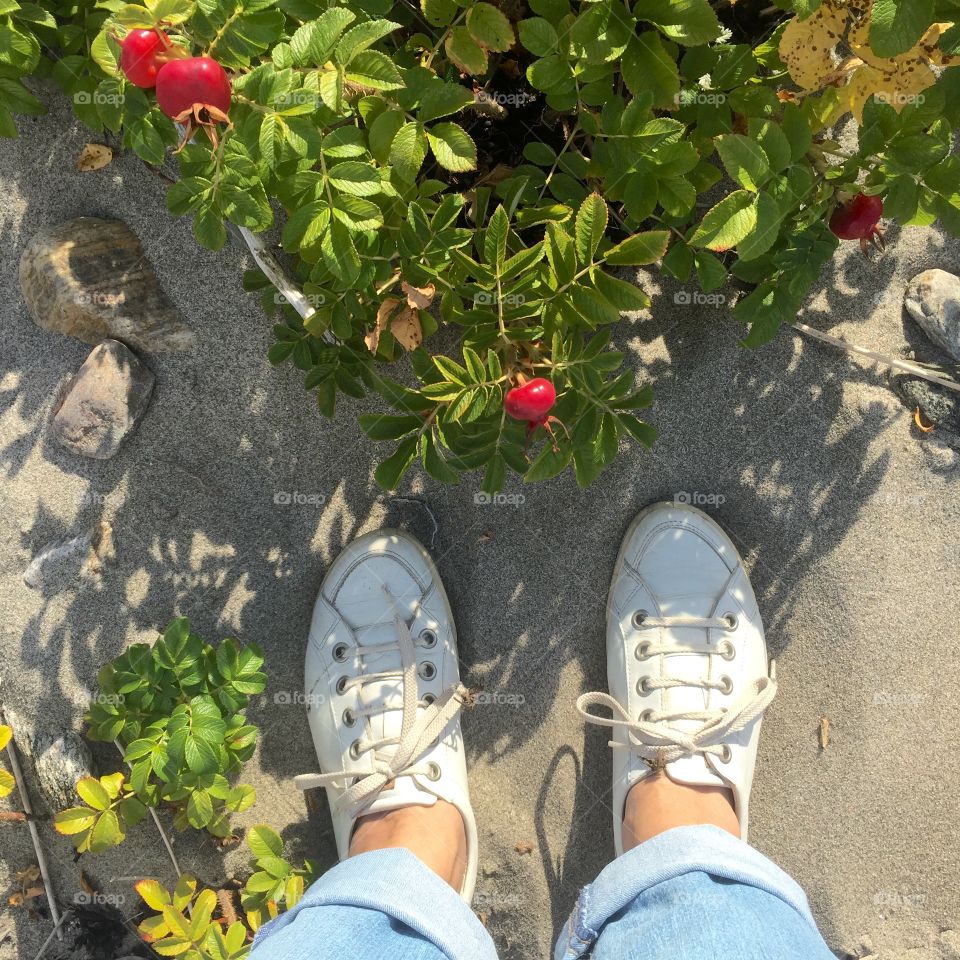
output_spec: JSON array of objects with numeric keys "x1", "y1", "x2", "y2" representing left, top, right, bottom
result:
[{"x1": 1, "y1": 89, "x2": 958, "y2": 959}]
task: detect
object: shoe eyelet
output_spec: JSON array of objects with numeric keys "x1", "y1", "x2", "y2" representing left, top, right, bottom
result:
[
  {"x1": 343, "y1": 708, "x2": 357, "y2": 727},
  {"x1": 422, "y1": 693, "x2": 436, "y2": 706},
  {"x1": 634, "y1": 641, "x2": 652, "y2": 660},
  {"x1": 418, "y1": 661, "x2": 436, "y2": 681},
  {"x1": 631, "y1": 610, "x2": 650, "y2": 629},
  {"x1": 349, "y1": 739, "x2": 363, "y2": 760},
  {"x1": 718, "y1": 641, "x2": 736, "y2": 661},
  {"x1": 718, "y1": 675, "x2": 733, "y2": 695},
  {"x1": 718, "y1": 744, "x2": 732, "y2": 763},
  {"x1": 336, "y1": 676, "x2": 349, "y2": 695},
  {"x1": 723, "y1": 613, "x2": 738, "y2": 631},
  {"x1": 333, "y1": 642, "x2": 350, "y2": 662},
  {"x1": 640, "y1": 709, "x2": 655, "y2": 722},
  {"x1": 426, "y1": 761, "x2": 441, "y2": 781},
  {"x1": 419, "y1": 629, "x2": 437, "y2": 648},
  {"x1": 636, "y1": 676, "x2": 650, "y2": 695}
]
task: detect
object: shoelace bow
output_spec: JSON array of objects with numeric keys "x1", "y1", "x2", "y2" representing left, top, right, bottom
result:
[
  {"x1": 576, "y1": 610, "x2": 777, "y2": 766},
  {"x1": 294, "y1": 586, "x2": 467, "y2": 820}
]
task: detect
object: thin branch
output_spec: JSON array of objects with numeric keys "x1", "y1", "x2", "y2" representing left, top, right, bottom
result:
[
  {"x1": 791, "y1": 322, "x2": 960, "y2": 393},
  {"x1": 112, "y1": 741, "x2": 183, "y2": 878},
  {"x1": 31, "y1": 909, "x2": 71, "y2": 960},
  {"x1": 0, "y1": 708, "x2": 63, "y2": 940}
]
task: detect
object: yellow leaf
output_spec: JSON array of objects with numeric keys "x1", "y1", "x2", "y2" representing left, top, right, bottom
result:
[
  {"x1": 135, "y1": 878, "x2": 171, "y2": 912},
  {"x1": 779, "y1": 0, "x2": 848, "y2": 92},
  {"x1": 0, "y1": 769, "x2": 15, "y2": 798},
  {"x1": 0, "y1": 724, "x2": 12, "y2": 751},
  {"x1": 76, "y1": 143, "x2": 113, "y2": 172}
]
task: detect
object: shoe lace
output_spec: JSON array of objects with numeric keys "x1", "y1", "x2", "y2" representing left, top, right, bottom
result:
[
  {"x1": 575, "y1": 611, "x2": 777, "y2": 765},
  {"x1": 293, "y1": 585, "x2": 467, "y2": 820}
]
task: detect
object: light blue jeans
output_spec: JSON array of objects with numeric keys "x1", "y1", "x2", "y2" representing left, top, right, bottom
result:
[{"x1": 250, "y1": 825, "x2": 836, "y2": 959}]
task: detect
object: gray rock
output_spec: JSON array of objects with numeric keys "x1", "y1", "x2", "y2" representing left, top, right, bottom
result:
[
  {"x1": 51, "y1": 339, "x2": 154, "y2": 459},
  {"x1": 904, "y1": 269, "x2": 960, "y2": 361},
  {"x1": 23, "y1": 521, "x2": 115, "y2": 590},
  {"x1": 1, "y1": 706, "x2": 93, "y2": 814},
  {"x1": 892, "y1": 375, "x2": 960, "y2": 451},
  {"x1": 19, "y1": 217, "x2": 194, "y2": 352}
]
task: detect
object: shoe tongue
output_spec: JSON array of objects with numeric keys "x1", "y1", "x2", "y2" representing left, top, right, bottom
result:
[{"x1": 653, "y1": 596, "x2": 725, "y2": 789}]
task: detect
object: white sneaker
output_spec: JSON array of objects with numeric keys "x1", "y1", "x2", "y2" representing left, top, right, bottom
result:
[
  {"x1": 577, "y1": 503, "x2": 777, "y2": 853},
  {"x1": 293, "y1": 529, "x2": 478, "y2": 903}
]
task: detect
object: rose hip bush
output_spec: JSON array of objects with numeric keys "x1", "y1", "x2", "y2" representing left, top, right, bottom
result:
[{"x1": 4, "y1": 0, "x2": 960, "y2": 489}]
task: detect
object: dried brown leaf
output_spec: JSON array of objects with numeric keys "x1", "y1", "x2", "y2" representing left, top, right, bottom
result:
[
  {"x1": 401, "y1": 281, "x2": 436, "y2": 310},
  {"x1": 76, "y1": 143, "x2": 112, "y2": 172}
]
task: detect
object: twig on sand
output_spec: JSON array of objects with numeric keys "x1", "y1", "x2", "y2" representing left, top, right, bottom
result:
[
  {"x1": 791, "y1": 322, "x2": 960, "y2": 394},
  {"x1": 0, "y1": 707, "x2": 63, "y2": 940},
  {"x1": 31, "y1": 910, "x2": 71, "y2": 960}
]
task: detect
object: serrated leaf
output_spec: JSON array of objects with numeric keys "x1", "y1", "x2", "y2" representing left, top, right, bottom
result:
[
  {"x1": 426, "y1": 122, "x2": 477, "y2": 172},
  {"x1": 574, "y1": 193, "x2": 608, "y2": 266},
  {"x1": 870, "y1": 0, "x2": 934, "y2": 58},
  {"x1": 418, "y1": 82, "x2": 473, "y2": 122},
  {"x1": 466, "y1": 2, "x2": 514, "y2": 52},
  {"x1": 445, "y1": 25, "x2": 488, "y2": 74},
  {"x1": 714, "y1": 134, "x2": 771, "y2": 191},
  {"x1": 345, "y1": 50, "x2": 405, "y2": 90},
  {"x1": 690, "y1": 190, "x2": 757, "y2": 252},
  {"x1": 289, "y1": 9, "x2": 355, "y2": 65},
  {"x1": 604, "y1": 230, "x2": 670, "y2": 266},
  {"x1": 335, "y1": 19, "x2": 400, "y2": 64},
  {"x1": 390, "y1": 121, "x2": 428, "y2": 182},
  {"x1": 633, "y1": 0, "x2": 721, "y2": 45}
]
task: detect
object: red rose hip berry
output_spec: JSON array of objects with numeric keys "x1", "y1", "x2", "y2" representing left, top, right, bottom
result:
[
  {"x1": 829, "y1": 193, "x2": 885, "y2": 254},
  {"x1": 155, "y1": 56, "x2": 231, "y2": 120},
  {"x1": 504, "y1": 377, "x2": 556, "y2": 422},
  {"x1": 120, "y1": 29, "x2": 167, "y2": 88}
]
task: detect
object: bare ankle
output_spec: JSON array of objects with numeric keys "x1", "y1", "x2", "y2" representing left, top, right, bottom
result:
[
  {"x1": 349, "y1": 799, "x2": 467, "y2": 890},
  {"x1": 622, "y1": 773, "x2": 740, "y2": 851}
]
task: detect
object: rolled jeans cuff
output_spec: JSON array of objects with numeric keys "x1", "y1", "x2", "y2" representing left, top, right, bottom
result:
[
  {"x1": 555, "y1": 825, "x2": 821, "y2": 960},
  {"x1": 252, "y1": 848, "x2": 497, "y2": 960}
]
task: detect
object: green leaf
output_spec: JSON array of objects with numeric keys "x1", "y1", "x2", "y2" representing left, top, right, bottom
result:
[
  {"x1": 633, "y1": 0, "x2": 721, "y2": 45},
  {"x1": 335, "y1": 19, "x2": 400, "y2": 64},
  {"x1": 518, "y1": 18, "x2": 558, "y2": 56},
  {"x1": 345, "y1": 51, "x2": 405, "y2": 90},
  {"x1": 714, "y1": 134, "x2": 771, "y2": 192},
  {"x1": 746, "y1": 119, "x2": 791, "y2": 174},
  {"x1": 390, "y1": 122, "x2": 428, "y2": 182},
  {"x1": 466, "y1": 2, "x2": 514, "y2": 52},
  {"x1": 332, "y1": 194, "x2": 383, "y2": 232},
  {"x1": 527, "y1": 54, "x2": 572, "y2": 92},
  {"x1": 484, "y1": 205, "x2": 510, "y2": 271},
  {"x1": 604, "y1": 230, "x2": 670, "y2": 266},
  {"x1": 76, "y1": 777, "x2": 110, "y2": 811},
  {"x1": 186, "y1": 789, "x2": 213, "y2": 828},
  {"x1": 574, "y1": 193, "x2": 608, "y2": 266},
  {"x1": 690, "y1": 190, "x2": 758, "y2": 252},
  {"x1": 418, "y1": 82, "x2": 474, "y2": 122},
  {"x1": 375, "y1": 436, "x2": 418, "y2": 489},
  {"x1": 736, "y1": 191, "x2": 782, "y2": 261},
  {"x1": 426, "y1": 122, "x2": 477, "y2": 172},
  {"x1": 327, "y1": 160, "x2": 382, "y2": 196},
  {"x1": 88, "y1": 809, "x2": 124, "y2": 852},
  {"x1": 622, "y1": 33, "x2": 679, "y2": 109},
  {"x1": 869, "y1": 0, "x2": 934, "y2": 58},
  {"x1": 321, "y1": 222, "x2": 361, "y2": 284},
  {"x1": 247, "y1": 824, "x2": 284, "y2": 859},
  {"x1": 444, "y1": 26, "x2": 488, "y2": 74},
  {"x1": 289, "y1": 9, "x2": 356, "y2": 65}
]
